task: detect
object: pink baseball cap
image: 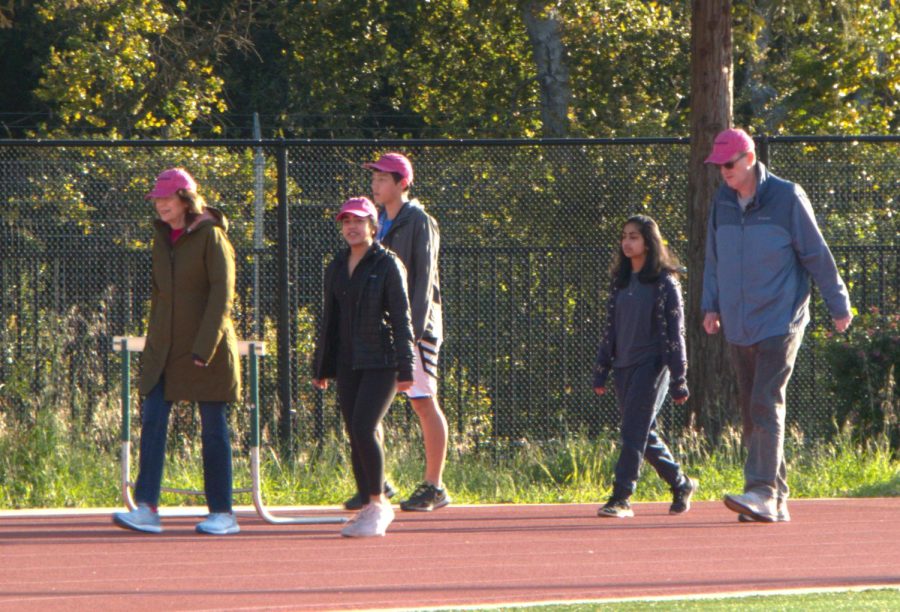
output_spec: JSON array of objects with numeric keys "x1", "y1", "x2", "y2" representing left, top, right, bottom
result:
[
  {"x1": 146, "y1": 167, "x2": 197, "y2": 199},
  {"x1": 363, "y1": 152, "x2": 414, "y2": 185},
  {"x1": 704, "y1": 129, "x2": 756, "y2": 165},
  {"x1": 336, "y1": 196, "x2": 378, "y2": 221}
]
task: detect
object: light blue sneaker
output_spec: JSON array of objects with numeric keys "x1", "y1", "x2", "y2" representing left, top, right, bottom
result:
[
  {"x1": 113, "y1": 504, "x2": 162, "y2": 534},
  {"x1": 195, "y1": 512, "x2": 240, "y2": 535}
]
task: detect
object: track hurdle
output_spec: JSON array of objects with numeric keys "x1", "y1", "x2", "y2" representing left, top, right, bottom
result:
[{"x1": 113, "y1": 336, "x2": 346, "y2": 525}]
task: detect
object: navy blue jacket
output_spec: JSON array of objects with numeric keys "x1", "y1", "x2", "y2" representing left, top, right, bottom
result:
[
  {"x1": 702, "y1": 163, "x2": 851, "y2": 346},
  {"x1": 593, "y1": 270, "x2": 689, "y2": 401}
]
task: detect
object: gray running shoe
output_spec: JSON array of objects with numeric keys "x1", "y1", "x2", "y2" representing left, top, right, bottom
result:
[
  {"x1": 739, "y1": 499, "x2": 790, "y2": 522},
  {"x1": 724, "y1": 491, "x2": 777, "y2": 523},
  {"x1": 195, "y1": 512, "x2": 240, "y2": 535},
  {"x1": 113, "y1": 504, "x2": 162, "y2": 534}
]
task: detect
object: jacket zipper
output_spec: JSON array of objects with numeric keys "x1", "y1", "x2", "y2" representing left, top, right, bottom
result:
[
  {"x1": 169, "y1": 246, "x2": 176, "y2": 349},
  {"x1": 739, "y1": 201, "x2": 747, "y2": 340}
]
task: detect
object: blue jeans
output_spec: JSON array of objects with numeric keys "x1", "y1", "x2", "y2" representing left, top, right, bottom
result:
[
  {"x1": 133, "y1": 380, "x2": 234, "y2": 513},
  {"x1": 729, "y1": 331, "x2": 804, "y2": 504},
  {"x1": 612, "y1": 358, "x2": 685, "y2": 499}
]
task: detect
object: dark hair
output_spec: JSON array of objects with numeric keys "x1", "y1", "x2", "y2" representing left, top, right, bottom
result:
[
  {"x1": 389, "y1": 171, "x2": 410, "y2": 192},
  {"x1": 176, "y1": 188, "x2": 206, "y2": 225},
  {"x1": 610, "y1": 214, "x2": 681, "y2": 288}
]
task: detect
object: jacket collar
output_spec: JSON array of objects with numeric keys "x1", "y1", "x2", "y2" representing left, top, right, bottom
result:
[
  {"x1": 154, "y1": 206, "x2": 229, "y2": 236},
  {"x1": 754, "y1": 162, "x2": 773, "y2": 199},
  {"x1": 382, "y1": 198, "x2": 422, "y2": 229},
  {"x1": 334, "y1": 241, "x2": 386, "y2": 265},
  {"x1": 720, "y1": 162, "x2": 771, "y2": 210}
]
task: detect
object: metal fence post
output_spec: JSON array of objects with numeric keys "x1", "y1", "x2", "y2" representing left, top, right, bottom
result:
[
  {"x1": 276, "y1": 140, "x2": 293, "y2": 457},
  {"x1": 758, "y1": 133, "x2": 770, "y2": 167}
]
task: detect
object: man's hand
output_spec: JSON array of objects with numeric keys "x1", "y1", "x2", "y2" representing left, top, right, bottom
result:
[
  {"x1": 703, "y1": 312, "x2": 721, "y2": 335},
  {"x1": 834, "y1": 315, "x2": 853, "y2": 333},
  {"x1": 397, "y1": 380, "x2": 413, "y2": 393},
  {"x1": 312, "y1": 378, "x2": 328, "y2": 390},
  {"x1": 593, "y1": 387, "x2": 606, "y2": 396}
]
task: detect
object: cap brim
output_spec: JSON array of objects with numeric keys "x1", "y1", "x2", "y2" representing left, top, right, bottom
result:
[
  {"x1": 362, "y1": 161, "x2": 412, "y2": 184},
  {"x1": 704, "y1": 152, "x2": 732, "y2": 165},
  {"x1": 362, "y1": 162, "x2": 391, "y2": 172},
  {"x1": 145, "y1": 189, "x2": 172, "y2": 199},
  {"x1": 336, "y1": 211, "x2": 373, "y2": 220}
]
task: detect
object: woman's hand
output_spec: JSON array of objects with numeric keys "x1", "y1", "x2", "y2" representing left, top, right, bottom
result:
[
  {"x1": 397, "y1": 380, "x2": 413, "y2": 393},
  {"x1": 593, "y1": 387, "x2": 606, "y2": 396},
  {"x1": 312, "y1": 378, "x2": 329, "y2": 390}
]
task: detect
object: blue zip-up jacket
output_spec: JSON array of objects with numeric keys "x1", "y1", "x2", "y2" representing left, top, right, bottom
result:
[{"x1": 701, "y1": 163, "x2": 851, "y2": 347}]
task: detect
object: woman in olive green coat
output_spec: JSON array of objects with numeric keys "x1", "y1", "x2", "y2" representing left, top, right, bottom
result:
[{"x1": 113, "y1": 167, "x2": 241, "y2": 536}]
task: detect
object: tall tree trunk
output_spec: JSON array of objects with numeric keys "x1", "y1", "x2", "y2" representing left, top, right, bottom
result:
[
  {"x1": 687, "y1": 0, "x2": 738, "y2": 439},
  {"x1": 522, "y1": 1, "x2": 570, "y2": 137}
]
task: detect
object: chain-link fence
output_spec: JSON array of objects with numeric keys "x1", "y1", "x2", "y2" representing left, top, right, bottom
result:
[{"x1": 0, "y1": 137, "x2": 897, "y2": 454}]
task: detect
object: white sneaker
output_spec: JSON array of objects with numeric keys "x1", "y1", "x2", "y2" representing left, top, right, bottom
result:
[
  {"x1": 195, "y1": 512, "x2": 240, "y2": 535},
  {"x1": 341, "y1": 504, "x2": 376, "y2": 537},
  {"x1": 341, "y1": 502, "x2": 394, "y2": 537},
  {"x1": 739, "y1": 499, "x2": 790, "y2": 522},
  {"x1": 113, "y1": 504, "x2": 162, "y2": 534},
  {"x1": 724, "y1": 490, "x2": 777, "y2": 522}
]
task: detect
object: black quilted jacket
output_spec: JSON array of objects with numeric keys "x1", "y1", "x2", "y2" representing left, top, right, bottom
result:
[{"x1": 312, "y1": 243, "x2": 415, "y2": 381}]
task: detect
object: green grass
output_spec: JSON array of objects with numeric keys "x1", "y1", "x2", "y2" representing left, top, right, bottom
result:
[
  {"x1": 0, "y1": 405, "x2": 897, "y2": 508},
  {"x1": 472, "y1": 588, "x2": 900, "y2": 611}
]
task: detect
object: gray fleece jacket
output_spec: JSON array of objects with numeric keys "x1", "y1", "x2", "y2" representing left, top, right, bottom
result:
[
  {"x1": 702, "y1": 163, "x2": 851, "y2": 346},
  {"x1": 379, "y1": 199, "x2": 443, "y2": 344}
]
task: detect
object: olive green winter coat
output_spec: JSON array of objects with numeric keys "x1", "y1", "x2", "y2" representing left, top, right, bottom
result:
[{"x1": 139, "y1": 207, "x2": 241, "y2": 402}]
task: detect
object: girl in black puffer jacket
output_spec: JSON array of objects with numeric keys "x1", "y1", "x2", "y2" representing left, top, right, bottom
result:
[{"x1": 312, "y1": 197, "x2": 415, "y2": 538}]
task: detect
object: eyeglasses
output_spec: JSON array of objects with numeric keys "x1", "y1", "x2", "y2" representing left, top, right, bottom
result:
[{"x1": 719, "y1": 152, "x2": 747, "y2": 170}]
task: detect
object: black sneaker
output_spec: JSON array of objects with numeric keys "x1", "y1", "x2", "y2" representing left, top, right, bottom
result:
[
  {"x1": 343, "y1": 481, "x2": 396, "y2": 511},
  {"x1": 598, "y1": 497, "x2": 633, "y2": 518},
  {"x1": 669, "y1": 477, "x2": 698, "y2": 515},
  {"x1": 399, "y1": 482, "x2": 451, "y2": 512}
]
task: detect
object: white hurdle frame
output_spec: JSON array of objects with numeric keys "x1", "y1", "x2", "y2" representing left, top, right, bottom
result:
[{"x1": 113, "y1": 336, "x2": 346, "y2": 525}]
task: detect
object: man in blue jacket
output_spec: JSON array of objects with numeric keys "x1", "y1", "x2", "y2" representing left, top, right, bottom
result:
[{"x1": 701, "y1": 128, "x2": 852, "y2": 523}]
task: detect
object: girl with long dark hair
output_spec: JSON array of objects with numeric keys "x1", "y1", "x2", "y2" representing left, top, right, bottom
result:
[{"x1": 593, "y1": 215, "x2": 696, "y2": 518}]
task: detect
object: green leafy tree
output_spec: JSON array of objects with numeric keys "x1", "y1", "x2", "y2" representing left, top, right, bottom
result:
[
  {"x1": 272, "y1": 0, "x2": 538, "y2": 138},
  {"x1": 32, "y1": 0, "x2": 261, "y2": 138},
  {"x1": 561, "y1": 0, "x2": 691, "y2": 137},
  {"x1": 734, "y1": 0, "x2": 900, "y2": 134}
]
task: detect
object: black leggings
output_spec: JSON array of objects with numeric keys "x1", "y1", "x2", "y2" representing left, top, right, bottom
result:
[{"x1": 336, "y1": 367, "x2": 397, "y2": 497}]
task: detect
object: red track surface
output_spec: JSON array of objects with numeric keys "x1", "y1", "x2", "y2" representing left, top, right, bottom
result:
[{"x1": 1, "y1": 499, "x2": 898, "y2": 611}]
